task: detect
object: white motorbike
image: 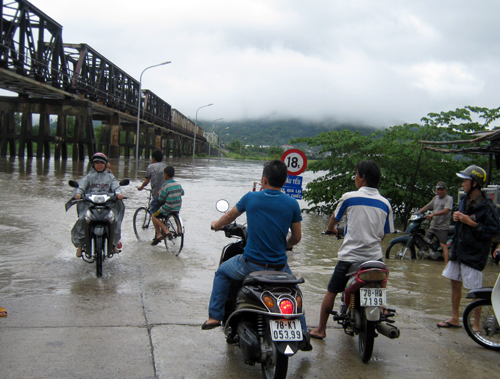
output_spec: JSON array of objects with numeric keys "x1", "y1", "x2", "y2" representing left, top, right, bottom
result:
[{"x1": 462, "y1": 271, "x2": 500, "y2": 350}]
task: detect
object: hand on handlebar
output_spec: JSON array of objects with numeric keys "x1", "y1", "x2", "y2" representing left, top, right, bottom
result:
[{"x1": 321, "y1": 229, "x2": 337, "y2": 236}]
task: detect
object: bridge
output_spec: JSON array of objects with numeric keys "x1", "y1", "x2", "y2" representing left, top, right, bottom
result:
[{"x1": 0, "y1": 0, "x2": 210, "y2": 161}]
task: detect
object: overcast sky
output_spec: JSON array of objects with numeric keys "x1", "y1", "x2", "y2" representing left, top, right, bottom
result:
[{"x1": 26, "y1": 0, "x2": 500, "y2": 128}]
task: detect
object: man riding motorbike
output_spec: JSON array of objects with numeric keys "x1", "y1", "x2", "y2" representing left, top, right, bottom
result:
[
  {"x1": 202, "y1": 160, "x2": 310, "y2": 351},
  {"x1": 71, "y1": 153, "x2": 124, "y2": 257}
]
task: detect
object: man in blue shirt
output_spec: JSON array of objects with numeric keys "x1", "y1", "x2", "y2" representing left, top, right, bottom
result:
[{"x1": 203, "y1": 160, "x2": 307, "y2": 335}]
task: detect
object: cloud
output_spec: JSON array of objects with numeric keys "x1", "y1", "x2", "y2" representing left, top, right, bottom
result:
[{"x1": 14, "y1": 1, "x2": 500, "y2": 127}]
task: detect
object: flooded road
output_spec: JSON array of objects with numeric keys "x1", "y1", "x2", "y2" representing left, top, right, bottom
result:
[{"x1": 0, "y1": 156, "x2": 499, "y2": 378}]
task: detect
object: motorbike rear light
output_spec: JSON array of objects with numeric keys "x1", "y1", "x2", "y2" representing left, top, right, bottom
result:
[
  {"x1": 263, "y1": 296, "x2": 275, "y2": 309},
  {"x1": 296, "y1": 296, "x2": 302, "y2": 309},
  {"x1": 358, "y1": 270, "x2": 387, "y2": 281},
  {"x1": 279, "y1": 299, "x2": 294, "y2": 314}
]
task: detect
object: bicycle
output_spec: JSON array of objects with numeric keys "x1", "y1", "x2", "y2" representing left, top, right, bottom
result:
[{"x1": 133, "y1": 188, "x2": 185, "y2": 256}]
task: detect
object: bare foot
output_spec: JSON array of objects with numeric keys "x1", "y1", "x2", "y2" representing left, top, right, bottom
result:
[
  {"x1": 76, "y1": 246, "x2": 83, "y2": 257},
  {"x1": 309, "y1": 327, "x2": 326, "y2": 339}
]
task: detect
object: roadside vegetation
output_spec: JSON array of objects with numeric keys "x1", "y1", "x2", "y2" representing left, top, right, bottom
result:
[{"x1": 291, "y1": 106, "x2": 500, "y2": 226}]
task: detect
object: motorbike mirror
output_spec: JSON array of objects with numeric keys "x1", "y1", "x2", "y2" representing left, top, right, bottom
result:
[
  {"x1": 68, "y1": 180, "x2": 79, "y2": 188},
  {"x1": 119, "y1": 179, "x2": 130, "y2": 186},
  {"x1": 216, "y1": 199, "x2": 230, "y2": 213}
]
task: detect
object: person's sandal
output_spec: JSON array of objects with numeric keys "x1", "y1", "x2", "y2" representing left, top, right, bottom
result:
[{"x1": 162, "y1": 231, "x2": 173, "y2": 240}]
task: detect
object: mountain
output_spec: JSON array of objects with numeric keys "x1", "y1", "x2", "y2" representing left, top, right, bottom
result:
[{"x1": 200, "y1": 118, "x2": 378, "y2": 147}]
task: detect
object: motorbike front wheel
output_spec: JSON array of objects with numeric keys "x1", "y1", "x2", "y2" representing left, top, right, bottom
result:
[
  {"x1": 386, "y1": 242, "x2": 415, "y2": 260},
  {"x1": 463, "y1": 299, "x2": 500, "y2": 351},
  {"x1": 358, "y1": 312, "x2": 376, "y2": 362},
  {"x1": 261, "y1": 346, "x2": 288, "y2": 379},
  {"x1": 94, "y1": 236, "x2": 104, "y2": 278}
]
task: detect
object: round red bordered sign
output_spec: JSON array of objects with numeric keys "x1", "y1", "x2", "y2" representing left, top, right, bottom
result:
[{"x1": 281, "y1": 149, "x2": 307, "y2": 176}]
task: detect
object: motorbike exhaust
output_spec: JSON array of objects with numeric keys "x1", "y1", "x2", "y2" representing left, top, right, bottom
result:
[{"x1": 376, "y1": 322, "x2": 400, "y2": 339}]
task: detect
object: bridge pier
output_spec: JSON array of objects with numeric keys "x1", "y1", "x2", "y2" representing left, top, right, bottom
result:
[
  {"x1": 109, "y1": 117, "x2": 120, "y2": 158},
  {"x1": 0, "y1": 97, "x2": 97, "y2": 161},
  {"x1": 0, "y1": 97, "x2": 208, "y2": 161}
]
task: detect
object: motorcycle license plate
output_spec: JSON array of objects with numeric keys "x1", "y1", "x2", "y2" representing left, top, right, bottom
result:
[
  {"x1": 270, "y1": 319, "x2": 303, "y2": 341},
  {"x1": 360, "y1": 288, "x2": 386, "y2": 306}
]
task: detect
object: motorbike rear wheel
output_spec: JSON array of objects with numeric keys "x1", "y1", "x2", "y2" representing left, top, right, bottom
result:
[
  {"x1": 358, "y1": 312, "x2": 376, "y2": 362},
  {"x1": 94, "y1": 236, "x2": 103, "y2": 278},
  {"x1": 386, "y1": 242, "x2": 415, "y2": 260},
  {"x1": 261, "y1": 346, "x2": 288, "y2": 379},
  {"x1": 463, "y1": 299, "x2": 500, "y2": 351}
]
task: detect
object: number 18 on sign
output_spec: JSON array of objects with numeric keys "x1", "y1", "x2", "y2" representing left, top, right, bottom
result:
[
  {"x1": 281, "y1": 149, "x2": 307, "y2": 199},
  {"x1": 281, "y1": 149, "x2": 307, "y2": 176}
]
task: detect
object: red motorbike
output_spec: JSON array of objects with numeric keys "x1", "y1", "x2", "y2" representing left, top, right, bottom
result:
[{"x1": 325, "y1": 228, "x2": 400, "y2": 362}]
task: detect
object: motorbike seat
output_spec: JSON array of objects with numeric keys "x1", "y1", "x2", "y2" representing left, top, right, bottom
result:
[
  {"x1": 465, "y1": 287, "x2": 493, "y2": 300},
  {"x1": 243, "y1": 270, "x2": 305, "y2": 285},
  {"x1": 346, "y1": 260, "x2": 388, "y2": 276}
]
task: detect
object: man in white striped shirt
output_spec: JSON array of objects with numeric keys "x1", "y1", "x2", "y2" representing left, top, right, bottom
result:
[{"x1": 310, "y1": 160, "x2": 394, "y2": 340}]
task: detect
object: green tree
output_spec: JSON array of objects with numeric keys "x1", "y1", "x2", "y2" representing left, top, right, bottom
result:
[
  {"x1": 268, "y1": 146, "x2": 285, "y2": 159},
  {"x1": 292, "y1": 106, "x2": 500, "y2": 226}
]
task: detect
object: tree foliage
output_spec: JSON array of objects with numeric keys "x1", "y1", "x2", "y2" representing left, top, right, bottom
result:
[{"x1": 292, "y1": 106, "x2": 500, "y2": 226}]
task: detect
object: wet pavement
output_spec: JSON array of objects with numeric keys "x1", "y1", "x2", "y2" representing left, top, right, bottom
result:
[{"x1": 0, "y1": 156, "x2": 499, "y2": 378}]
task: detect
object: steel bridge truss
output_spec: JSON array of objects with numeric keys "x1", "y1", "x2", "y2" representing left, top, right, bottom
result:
[{"x1": 0, "y1": 0, "x2": 206, "y2": 160}]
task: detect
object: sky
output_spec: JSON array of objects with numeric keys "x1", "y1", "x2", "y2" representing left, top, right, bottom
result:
[{"x1": 20, "y1": 0, "x2": 500, "y2": 128}]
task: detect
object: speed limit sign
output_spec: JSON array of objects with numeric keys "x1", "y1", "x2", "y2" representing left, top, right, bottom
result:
[{"x1": 281, "y1": 149, "x2": 307, "y2": 176}]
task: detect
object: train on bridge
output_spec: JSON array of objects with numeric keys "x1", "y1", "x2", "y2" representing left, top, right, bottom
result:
[{"x1": 0, "y1": 0, "x2": 214, "y2": 161}]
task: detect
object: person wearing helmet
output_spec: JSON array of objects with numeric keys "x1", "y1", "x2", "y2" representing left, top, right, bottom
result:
[
  {"x1": 437, "y1": 165, "x2": 500, "y2": 328},
  {"x1": 71, "y1": 153, "x2": 124, "y2": 257}
]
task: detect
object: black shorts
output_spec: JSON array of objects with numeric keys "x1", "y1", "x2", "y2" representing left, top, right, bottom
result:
[
  {"x1": 426, "y1": 229, "x2": 448, "y2": 245},
  {"x1": 327, "y1": 261, "x2": 354, "y2": 293},
  {"x1": 327, "y1": 258, "x2": 384, "y2": 293}
]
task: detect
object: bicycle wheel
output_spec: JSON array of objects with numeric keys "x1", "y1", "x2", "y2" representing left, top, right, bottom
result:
[
  {"x1": 463, "y1": 299, "x2": 500, "y2": 351},
  {"x1": 163, "y1": 213, "x2": 184, "y2": 256},
  {"x1": 133, "y1": 207, "x2": 154, "y2": 242}
]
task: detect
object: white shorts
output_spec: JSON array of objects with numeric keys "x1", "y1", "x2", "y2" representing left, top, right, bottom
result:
[{"x1": 442, "y1": 261, "x2": 483, "y2": 289}]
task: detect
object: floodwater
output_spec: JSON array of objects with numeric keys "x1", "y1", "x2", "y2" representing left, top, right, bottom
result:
[
  {"x1": 1, "y1": 155, "x2": 498, "y2": 317},
  {"x1": 1, "y1": 156, "x2": 500, "y2": 378}
]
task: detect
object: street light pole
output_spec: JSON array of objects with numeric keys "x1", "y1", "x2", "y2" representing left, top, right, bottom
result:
[
  {"x1": 135, "y1": 61, "x2": 171, "y2": 175},
  {"x1": 192, "y1": 103, "x2": 213, "y2": 165},
  {"x1": 209, "y1": 118, "x2": 223, "y2": 161},
  {"x1": 219, "y1": 126, "x2": 229, "y2": 158}
]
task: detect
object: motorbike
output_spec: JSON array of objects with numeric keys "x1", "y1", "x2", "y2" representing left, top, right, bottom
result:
[
  {"x1": 462, "y1": 270, "x2": 500, "y2": 350},
  {"x1": 385, "y1": 211, "x2": 454, "y2": 260},
  {"x1": 214, "y1": 200, "x2": 310, "y2": 379},
  {"x1": 324, "y1": 227, "x2": 400, "y2": 362},
  {"x1": 65, "y1": 179, "x2": 129, "y2": 278}
]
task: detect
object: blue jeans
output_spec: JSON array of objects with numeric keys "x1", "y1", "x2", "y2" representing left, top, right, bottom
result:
[{"x1": 208, "y1": 254, "x2": 307, "y2": 331}]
